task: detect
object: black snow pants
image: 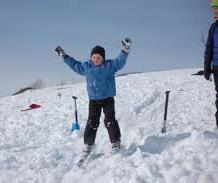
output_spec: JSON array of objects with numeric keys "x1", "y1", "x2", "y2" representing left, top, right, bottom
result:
[{"x1": 84, "y1": 97, "x2": 121, "y2": 145}]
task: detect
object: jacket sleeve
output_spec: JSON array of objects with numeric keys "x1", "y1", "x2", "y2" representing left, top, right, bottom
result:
[
  {"x1": 111, "y1": 51, "x2": 129, "y2": 72},
  {"x1": 204, "y1": 23, "x2": 215, "y2": 71},
  {"x1": 63, "y1": 55, "x2": 86, "y2": 76}
]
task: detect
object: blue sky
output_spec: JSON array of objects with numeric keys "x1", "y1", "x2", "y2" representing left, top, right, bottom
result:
[{"x1": 0, "y1": 0, "x2": 212, "y2": 96}]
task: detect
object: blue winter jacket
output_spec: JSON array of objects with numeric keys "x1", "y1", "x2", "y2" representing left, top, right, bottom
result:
[
  {"x1": 204, "y1": 21, "x2": 218, "y2": 69},
  {"x1": 63, "y1": 51, "x2": 129, "y2": 100}
]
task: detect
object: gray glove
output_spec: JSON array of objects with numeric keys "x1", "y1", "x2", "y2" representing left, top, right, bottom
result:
[
  {"x1": 55, "y1": 46, "x2": 66, "y2": 58},
  {"x1": 122, "y1": 37, "x2": 132, "y2": 54}
]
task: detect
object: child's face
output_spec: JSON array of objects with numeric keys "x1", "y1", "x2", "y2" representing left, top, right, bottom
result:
[
  {"x1": 213, "y1": 7, "x2": 218, "y2": 20},
  {"x1": 91, "y1": 54, "x2": 104, "y2": 66}
]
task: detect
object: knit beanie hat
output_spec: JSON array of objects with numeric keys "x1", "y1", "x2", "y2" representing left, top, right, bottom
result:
[{"x1": 90, "y1": 46, "x2": 105, "y2": 60}]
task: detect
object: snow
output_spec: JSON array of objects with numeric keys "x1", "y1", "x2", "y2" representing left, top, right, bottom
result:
[{"x1": 0, "y1": 68, "x2": 218, "y2": 183}]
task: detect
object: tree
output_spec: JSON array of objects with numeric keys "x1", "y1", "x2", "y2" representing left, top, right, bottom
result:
[{"x1": 31, "y1": 79, "x2": 45, "y2": 90}]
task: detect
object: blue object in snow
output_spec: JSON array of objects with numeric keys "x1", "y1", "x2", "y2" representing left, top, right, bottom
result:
[{"x1": 71, "y1": 96, "x2": 80, "y2": 132}]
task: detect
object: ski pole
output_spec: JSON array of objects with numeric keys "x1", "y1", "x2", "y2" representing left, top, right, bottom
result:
[
  {"x1": 71, "y1": 96, "x2": 80, "y2": 131},
  {"x1": 161, "y1": 91, "x2": 170, "y2": 133}
]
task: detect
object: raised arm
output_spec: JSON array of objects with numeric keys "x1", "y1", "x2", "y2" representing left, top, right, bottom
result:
[
  {"x1": 112, "y1": 51, "x2": 129, "y2": 72},
  {"x1": 111, "y1": 38, "x2": 132, "y2": 72},
  {"x1": 55, "y1": 46, "x2": 86, "y2": 76},
  {"x1": 63, "y1": 55, "x2": 86, "y2": 76}
]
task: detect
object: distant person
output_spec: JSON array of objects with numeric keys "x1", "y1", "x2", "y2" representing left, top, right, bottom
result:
[
  {"x1": 204, "y1": 0, "x2": 218, "y2": 127},
  {"x1": 55, "y1": 38, "x2": 132, "y2": 154}
]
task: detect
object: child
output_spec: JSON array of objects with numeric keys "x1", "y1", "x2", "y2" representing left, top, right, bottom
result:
[
  {"x1": 55, "y1": 38, "x2": 132, "y2": 152},
  {"x1": 204, "y1": 0, "x2": 218, "y2": 127}
]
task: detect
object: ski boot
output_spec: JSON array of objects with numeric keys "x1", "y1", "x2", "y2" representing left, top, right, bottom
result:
[{"x1": 112, "y1": 142, "x2": 121, "y2": 153}]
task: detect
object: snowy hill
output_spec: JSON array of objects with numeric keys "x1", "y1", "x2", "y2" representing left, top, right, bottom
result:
[{"x1": 0, "y1": 68, "x2": 218, "y2": 183}]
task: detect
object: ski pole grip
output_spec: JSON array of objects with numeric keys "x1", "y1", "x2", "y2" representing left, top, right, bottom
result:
[
  {"x1": 165, "y1": 91, "x2": 170, "y2": 95},
  {"x1": 72, "y1": 96, "x2": 77, "y2": 100}
]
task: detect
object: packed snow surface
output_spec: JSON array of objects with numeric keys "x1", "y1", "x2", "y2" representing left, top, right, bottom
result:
[{"x1": 0, "y1": 68, "x2": 218, "y2": 183}]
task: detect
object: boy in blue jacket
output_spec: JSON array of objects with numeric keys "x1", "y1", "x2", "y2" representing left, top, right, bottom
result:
[
  {"x1": 204, "y1": 0, "x2": 218, "y2": 127},
  {"x1": 55, "y1": 38, "x2": 132, "y2": 151}
]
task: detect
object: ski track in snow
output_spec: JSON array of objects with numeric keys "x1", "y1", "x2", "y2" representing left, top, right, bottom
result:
[{"x1": 0, "y1": 68, "x2": 218, "y2": 183}]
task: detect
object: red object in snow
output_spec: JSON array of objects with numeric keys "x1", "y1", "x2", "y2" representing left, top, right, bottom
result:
[
  {"x1": 29, "y1": 104, "x2": 41, "y2": 109},
  {"x1": 21, "y1": 103, "x2": 42, "y2": 111}
]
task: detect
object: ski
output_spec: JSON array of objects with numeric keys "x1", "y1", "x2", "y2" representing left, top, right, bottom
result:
[
  {"x1": 77, "y1": 146, "x2": 93, "y2": 168},
  {"x1": 77, "y1": 154, "x2": 90, "y2": 168},
  {"x1": 77, "y1": 145, "x2": 124, "y2": 168}
]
